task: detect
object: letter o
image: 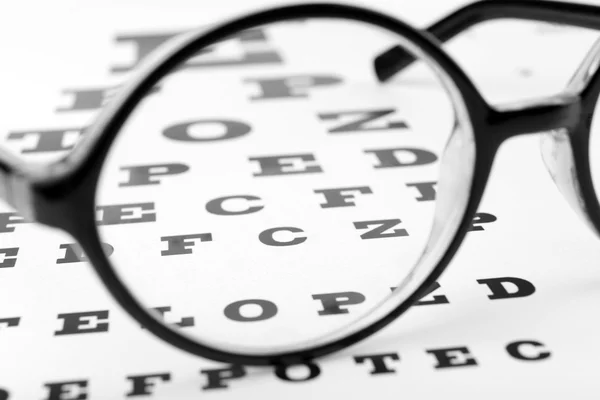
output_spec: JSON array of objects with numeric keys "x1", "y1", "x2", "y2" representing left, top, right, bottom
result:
[
  {"x1": 163, "y1": 119, "x2": 250, "y2": 142},
  {"x1": 224, "y1": 299, "x2": 277, "y2": 322},
  {"x1": 275, "y1": 362, "x2": 321, "y2": 382}
]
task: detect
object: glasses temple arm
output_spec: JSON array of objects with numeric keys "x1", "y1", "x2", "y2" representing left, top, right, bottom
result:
[{"x1": 375, "y1": 0, "x2": 600, "y2": 82}]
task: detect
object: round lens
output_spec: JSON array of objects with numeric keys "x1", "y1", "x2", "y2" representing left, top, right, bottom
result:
[{"x1": 94, "y1": 16, "x2": 475, "y2": 356}]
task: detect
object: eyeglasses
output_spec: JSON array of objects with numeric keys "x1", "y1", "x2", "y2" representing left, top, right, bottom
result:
[{"x1": 3, "y1": 0, "x2": 600, "y2": 366}]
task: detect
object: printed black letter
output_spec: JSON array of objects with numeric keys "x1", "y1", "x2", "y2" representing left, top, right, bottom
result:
[
  {"x1": 259, "y1": 227, "x2": 306, "y2": 246},
  {"x1": 426, "y1": 347, "x2": 477, "y2": 369},
  {"x1": 224, "y1": 299, "x2": 278, "y2": 322},
  {"x1": 201, "y1": 366, "x2": 246, "y2": 390},
  {"x1": 126, "y1": 373, "x2": 170, "y2": 396},
  {"x1": 160, "y1": 233, "x2": 213, "y2": 256},
  {"x1": 56, "y1": 243, "x2": 113, "y2": 264},
  {"x1": 318, "y1": 109, "x2": 407, "y2": 133},
  {"x1": 163, "y1": 120, "x2": 250, "y2": 142},
  {"x1": 275, "y1": 362, "x2": 321, "y2": 382},
  {"x1": 0, "y1": 318, "x2": 20, "y2": 329},
  {"x1": 55, "y1": 311, "x2": 109, "y2": 335},
  {"x1": 96, "y1": 203, "x2": 156, "y2": 226},
  {"x1": 206, "y1": 195, "x2": 264, "y2": 216},
  {"x1": 0, "y1": 248, "x2": 18, "y2": 268},
  {"x1": 0, "y1": 213, "x2": 26, "y2": 233},
  {"x1": 245, "y1": 75, "x2": 342, "y2": 100},
  {"x1": 353, "y1": 219, "x2": 408, "y2": 240},
  {"x1": 8, "y1": 128, "x2": 82, "y2": 153},
  {"x1": 354, "y1": 353, "x2": 400, "y2": 374},
  {"x1": 413, "y1": 282, "x2": 449, "y2": 306},
  {"x1": 250, "y1": 153, "x2": 322, "y2": 176},
  {"x1": 469, "y1": 212, "x2": 497, "y2": 231},
  {"x1": 477, "y1": 277, "x2": 536, "y2": 300},
  {"x1": 406, "y1": 181, "x2": 437, "y2": 202},
  {"x1": 149, "y1": 306, "x2": 194, "y2": 328},
  {"x1": 314, "y1": 187, "x2": 372, "y2": 208},
  {"x1": 44, "y1": 381, "x2": 87, "y2": 400},
  {"x1": 120, "y1": 163, "x2": 189, "y2": 187},
  {"x1": 312, "y1": 292, "x2": 365, "y2": 316},
  {"x1": 57, "y1": 87, "x2": 117, "y2": 112},
  {"x1": 506, "y1": 340, "x2": 551, "y2": 361},
  {"x1": 364, "y1": 148, "x2": 437, "y2": 169}
]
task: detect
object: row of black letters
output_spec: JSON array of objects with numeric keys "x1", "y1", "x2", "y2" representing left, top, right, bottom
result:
[
  {"x1": 8, "y1": 110, "x2": 415, "y2": 159},
  {"x1": 0, "y1": 276, "x2": 535, "y2": 330},
  {"x1": 0, "y1": 205, "x2": 496, "y2": 255},
  {"x1": 1, "y1": 337, "x2": 551, "y2": 399},
  {"x1": 111, "y1": 27, "x2": 290, "y2": 74},
  {"x1": 52, "y1": 72, "x2": 350, "y2": 114}
]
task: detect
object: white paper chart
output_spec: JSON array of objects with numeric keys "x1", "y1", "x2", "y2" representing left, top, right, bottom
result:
[{"x1": 1, "y1": 0, "x2": 600, "y2": 399}]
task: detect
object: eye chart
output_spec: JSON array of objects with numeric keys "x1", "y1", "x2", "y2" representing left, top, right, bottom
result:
[{"x1": 1, "y1": 0, "x2": 600, "y2": 399}]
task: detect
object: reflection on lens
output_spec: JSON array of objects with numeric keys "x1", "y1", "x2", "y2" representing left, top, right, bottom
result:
[
  {"x1": 95, "y1": 18, "x2": 474, "y2": 355},
  {"x1": 591, "y1": 96, "x2": 600, "y2": 210}
]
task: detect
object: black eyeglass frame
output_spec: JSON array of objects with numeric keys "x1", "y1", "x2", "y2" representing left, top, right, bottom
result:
[{"x1": 0, "y1": 0, "x2": 596, "y2": 367}]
